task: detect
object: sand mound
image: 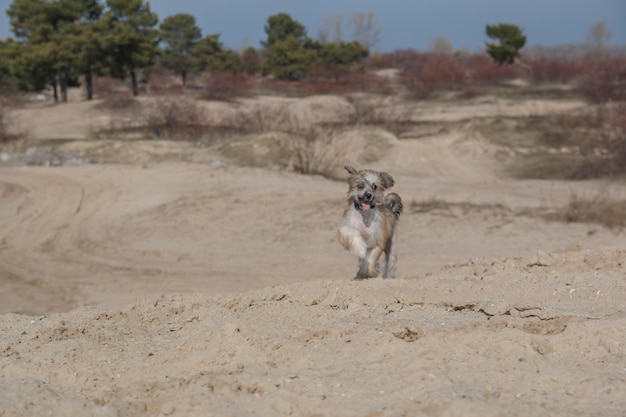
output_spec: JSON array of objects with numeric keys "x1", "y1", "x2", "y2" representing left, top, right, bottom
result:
[{"x1": 1, "y1": 247, "x2": 624, "y2": 416}]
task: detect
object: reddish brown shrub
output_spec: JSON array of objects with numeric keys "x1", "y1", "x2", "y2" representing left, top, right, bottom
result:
[
  {"x1": 146, "y1": 72, "x2": 184, "y2": 96},
  {"x1": 527, "y1": 58, "x2": 585, "y2": 83},
  {"x1": 401, "y1": 54, "x2": 466, "y2": 98},
  {"x1": 198, "y1": 72, "x2": 254, "y2": 101},
  {"x1": 92, "y1": 76, "x2": 131, "y2": 98},
  {"x1": 462, "y1": 54, "x2": 516, "y2": 84},
  {"x1": 378, "y1": 50, "x2": 429, "y2": 73},
  {"x1": 302, "y1": 69, "x2": 393, "y2": 96},
  {"x1": 577, "y1": 58, "x2": 626, "y2": 102}
]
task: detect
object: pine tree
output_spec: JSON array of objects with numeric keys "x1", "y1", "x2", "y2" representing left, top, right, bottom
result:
[
  {"x1": 485, "y1": 23, "x2": 526, "y2": 65},
  {"x1": 159, "y1": 13, "x2": 201, "y2": 85},
  {"x1": 101, "y1": 0, "x2": 159, "y2": 96},
  {"x1": 7, "y1": 0, "x2": 102, "y2": 101}
]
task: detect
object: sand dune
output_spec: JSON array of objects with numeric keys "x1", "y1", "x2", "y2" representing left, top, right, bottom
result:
[{"x1": 1, "y1": 94, "x2": 625, "y2": 416}]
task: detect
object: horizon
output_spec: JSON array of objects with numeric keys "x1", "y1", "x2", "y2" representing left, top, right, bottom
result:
[{"x1": 1, "y1": 0, "x2": 625, "y2": 52}]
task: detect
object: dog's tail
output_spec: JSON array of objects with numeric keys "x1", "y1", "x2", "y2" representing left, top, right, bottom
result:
[{"x1": 385, "y1": 192, "x2": 403, "y2": 219}]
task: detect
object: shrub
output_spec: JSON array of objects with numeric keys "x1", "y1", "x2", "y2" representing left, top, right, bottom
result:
[
  {"x1": 198, "y1": 72, "x2": 254, "y2": 101},
  {"x1": 509, "y1": 104, "x2": 626, "y2": 180},
  {"x1": 463, "y1": 54, "x2": 516, "y2": 84},
  {"x1": 401, "y1": 54, "x2": 466, "y2": 98},
  {"x1": 577, "y1": 58, "x2": 626, "y2": 102},
  {"x1": 527, "y1": 58, "x2": 584, "y2": 84},
  {"x1": 94, "y1": 93, "x2": 138, "y2": 111},
  {"x1": 0, "y1": 105, "x2": 24, "y2": 143},
  {"x1": 92, "y1": 76, "x2": 132, "y2": 98},
  {"x1": 300, "y1": 70, "x2": 392, "y2": 96},
  {"x1": 542, "y1": 190, "x2": 626, "y2": 230},
  {"x1": 146, "y1": 72, "x2": 184, "y2": 96},
  {"x1": 284, "y1": 125, "x2": 349, "y2": 177},
  {"x1": 144, "y1": 96, "x2": 207, "y2": 139}
]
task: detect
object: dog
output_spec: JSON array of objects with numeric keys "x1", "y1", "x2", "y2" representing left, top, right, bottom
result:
[{"x1": 338, "y1": 165, "x2": 403, "y2": 279}]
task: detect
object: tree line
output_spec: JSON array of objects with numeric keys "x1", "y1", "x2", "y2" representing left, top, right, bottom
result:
[{"x1": 0, "y1": 0, "x2": 372, "y2": 102}]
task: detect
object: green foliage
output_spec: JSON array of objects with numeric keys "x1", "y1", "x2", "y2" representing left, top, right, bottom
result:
[
  {"x1": 262, "y1": 13, "x2": 368, "y2": 81},
  {"x1": 100, "y1": 0, "x2": 159, "y2": 95},
  {"x1": 262, "y1": 35, "x2": 317, "y2": 80},
  {"x1": 261, "y1": 13, "x2": 307, "y2": 48},
  {"x1": 6, "y1": 0, "x2": 158, "y2": 99},
  {"x1": 159, "y1": 13, "x2": 202, "y2": 85},
  {"x1": 319, "y1": 41, "x2": 368, "y2": 69},
  {"x1": 485, "y1": 23, "x2": 526, "y2": 65},
  {"x1": 192, "y1": 34, "x2": 242, "y2": 73},
  {"x1": 7, "y1": 0, "x2": 104, "y2": 100},
  {"x1": 241, "y1": 47, "x2": 260, "y2": 75}
]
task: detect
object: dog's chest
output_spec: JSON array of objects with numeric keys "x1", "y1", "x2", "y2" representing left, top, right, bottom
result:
[{"x1": 347, "y1": 208, "x2": 379, "y2": 241}]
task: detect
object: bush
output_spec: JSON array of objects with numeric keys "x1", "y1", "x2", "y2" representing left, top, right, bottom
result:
[
  {"x1": 510, "y1": 104, "x2": 626, "y2": 180},
  {"x1": 577, "y1": 58, "x2": 626, "y2": 102},
  {"x1": 0, "y1": 105, "x2": 23, "y2": 143},
  {"x1": 94, "y1": 93, "x2": 138, "y2": 111},
  {"x1": 300, "y1": 70, "x2": 392, "y2": 96},
  {"x1": 401, "y1": 54, "x2": 466, "y2": 98},
  {"x1": 527, "y1": 58, "x2": 584, "y2": 84},
  {"x1": 146, "y1": 72, "x2": 184, "y2": 96},
  {"x1": 285, "y1": 126, "x2": 349, "y2": 177},
  {"x1": 463, "y1": 54, "x2": 516, "y2": 84},
  {"x1": 144, "y1": 96, "x2": 207, "y2": 139},
  {"x1": 542, "y1": 190, "x2": 626, "y2": 230},
  {"x1": 198, "y1": 72, "x2": 254, "y2": 101},
  {"x1": 92, "y1": 76, "x2": 132, "y2": 98}
]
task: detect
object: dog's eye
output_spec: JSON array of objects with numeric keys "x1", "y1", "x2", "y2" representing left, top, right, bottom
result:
[
  {"x1": 357, "y1": 184, "x2": 364, "y2": 190},
  {"x1": 372, "y1": 184, "x2": 378, "y2": 190}
]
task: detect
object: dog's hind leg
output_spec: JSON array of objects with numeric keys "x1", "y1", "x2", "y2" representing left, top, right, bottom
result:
[{"x1": 382, "y1": 232, "x2": 398, "y2": 278}]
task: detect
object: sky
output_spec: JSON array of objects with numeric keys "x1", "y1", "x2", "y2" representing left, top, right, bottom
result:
[{"x1": 1, "y1": 0, "x2": 625, "y2": 52}]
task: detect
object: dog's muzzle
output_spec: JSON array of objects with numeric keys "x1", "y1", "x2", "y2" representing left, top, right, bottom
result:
[{"x1": 356, "y1": 192, "x2": 375, "y2": 211}]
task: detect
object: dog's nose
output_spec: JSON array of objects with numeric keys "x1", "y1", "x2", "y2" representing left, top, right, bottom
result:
[{"x1": 364, "y1": 191, "x2": 372, "y2": 200}]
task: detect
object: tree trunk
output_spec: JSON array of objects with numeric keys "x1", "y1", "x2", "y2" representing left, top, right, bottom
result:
[
  {"x1": 52, "y1": 82, "x2": 58, "y2": 103},
  {"x1": 182, "y1": 70, "x2": 187, "y2": 86},
  {"x1": 60, "y1": 76, "x2": 68, "y2": 102},
  {"x1": 131, "y1": 70, "x2": 139, "y2": 96},
  {"x1": 85, "y1": 72, "x2": 94, "y2": 100}
]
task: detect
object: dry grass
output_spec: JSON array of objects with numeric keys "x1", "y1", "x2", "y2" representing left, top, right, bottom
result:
[
  {"x1": 218, "y1": 106, "x2": 353, "y2": 177},
  {"x1": 344, "y1": 95, "x2": 415, "y2": 138},
  {"x1": 94, "y1": 93, "x2": 138, "y2": 111},
  {"x1": 411, "y1": 193, "x2": 626, "y2": 231},
  {"x1": 539, "y1": 191, "x2": 626, "y2": 230},
  {"x1": 477, "y1": 103, "x2": 626, "y2": 180},
  {"x1": 284, "y1": 126, "x2": 350, "y2": 177},
  {"x1": 0, "y1": 105, "x2": 25, "y2": 143},
  {"x1": 144, "y1": 96, "x2": 207, "y2": 140},
  {"x1": 411, "y1": 198, "x2": 510, "y2": 216}
]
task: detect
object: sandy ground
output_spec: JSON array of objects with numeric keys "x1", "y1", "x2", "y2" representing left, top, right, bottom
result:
[{"x1": 1, "y1": 93, "x2": 625, "y2": 416}]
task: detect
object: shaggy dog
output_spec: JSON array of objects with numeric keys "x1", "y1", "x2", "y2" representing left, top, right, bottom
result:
[{"x1": 338, "y1": 166, "x2": 402, "y2": 279}]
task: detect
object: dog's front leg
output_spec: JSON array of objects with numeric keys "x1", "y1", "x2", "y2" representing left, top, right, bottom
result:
[{"x1": 355, "y1": 245, "x2": 384, "y2": 279}]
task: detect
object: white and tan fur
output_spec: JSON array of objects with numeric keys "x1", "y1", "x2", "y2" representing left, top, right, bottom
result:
[{"x1": 338, "y1": 165, "x2": 403, "y2": 279}]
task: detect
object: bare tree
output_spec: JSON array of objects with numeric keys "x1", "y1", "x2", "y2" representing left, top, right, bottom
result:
[
  {"x1": 318, "y1": 13, "x2": 344, "y2": 44},
  {"x1": 348, "y1": 12, "x2": 382, "y2": 49},
  {"x1": 429, "y1": 36, "x2": 453, "y2": 55},
  {"x1": 586, "y1": 20, "x2": 613, "y2": 56}
]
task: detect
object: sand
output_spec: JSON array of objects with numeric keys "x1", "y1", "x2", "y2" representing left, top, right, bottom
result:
[{"x1": 1, "y1": 93, "x2": 625, "y2": 416}]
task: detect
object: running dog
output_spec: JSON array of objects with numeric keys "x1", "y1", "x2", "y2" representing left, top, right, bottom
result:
[{"x1": 338, "y1": 165, "x2": 402, "y2": 279}]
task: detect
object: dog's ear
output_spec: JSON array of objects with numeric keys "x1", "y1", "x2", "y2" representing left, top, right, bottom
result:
[
  {"x1": 379, "y1": 172, "x2": 395, "y2": 189},
  {"x1": 344, "y1": 166, "x2": 358, "y2": 175}
]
